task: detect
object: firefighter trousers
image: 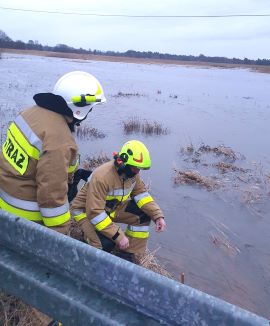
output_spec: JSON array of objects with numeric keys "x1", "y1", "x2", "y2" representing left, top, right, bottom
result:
[{"x1": 79, "y1": 200, "x2": 151, "y2": 254}]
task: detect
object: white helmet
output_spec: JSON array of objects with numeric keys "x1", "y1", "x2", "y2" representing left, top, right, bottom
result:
[{"x1": 53, "y1": 71, "x2": 106, "y2": 120}]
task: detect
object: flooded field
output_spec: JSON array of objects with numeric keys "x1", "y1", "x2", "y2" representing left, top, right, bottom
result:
[{"x1": 1, "y1": 52, "x2": 270, "y2": 319}]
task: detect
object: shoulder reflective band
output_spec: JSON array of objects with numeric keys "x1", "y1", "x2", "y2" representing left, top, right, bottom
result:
[
  {"x1": 40, "y1": 201, "x2": 70, "y2": 227},
  {"x1": 125, "y1": 225, "x2": 149, "y2": 239},
  {"x1": 2, "y1": 129, "x2": 29, "y2": 175},
  {"x1": 0, "y1": 189, "x2": 42, "y2": 221},
  {"x1": 12, "y1": 115, "x2": 42, "y2": 159},
  {"x1": 91, "y1": 211, "x2": 112, "y2": 231},
  {"x1": 134, "y1": 192, "x2": 154, "y2": 208},
  {"x1": 73, "y1": 210, "x2": 87, "y2": 222},
  {"x1": 2, "y1": 115, "x2": 42, "y2": 174},
  {"x1": 72, "y1": 95, "x2": 101, "y2": 107}
]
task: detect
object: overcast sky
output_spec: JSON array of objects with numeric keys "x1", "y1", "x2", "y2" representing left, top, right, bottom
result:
[{"x1": 1, "y1": 0, "x2": 270, "y2": 60}]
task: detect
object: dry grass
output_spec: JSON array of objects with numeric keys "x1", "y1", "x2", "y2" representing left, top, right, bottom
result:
[
  {"x1": 208, "y1": 216, "x2": 241, "y2": 258},
  {"x1": 197, "y1": 144, "x2": 238, "y2": 161},
  {"x1": 213, "y1": 162, "x2": 248, "y2": 174},
  {"x1": 241, "y1": 186, "x2": 264, "y2": 205},
  {"x1": 123, "y1": 117, "x2": 141, "y2": 134},
  {"x1": 76, "y1": 125, "x2": 105, "y2": 140},
  {"x1": 173, "y1": 169, "x2": 220, "y2": 190},
  {"x1": 181, "y1": 143, "x2": 239, "y2": 162},
  {"x1": 178, "y1": 142, "x2": 270, "y2": 217},
  {"x1": 0, "y1": 293, "x2": 40, "y2": 326},
  {"x1": 123, "y1": 116, "x2": 169, "y2": 135},
  {"x1": 83, "y1": 153, "x2": 111, "y2": 170},
  {"x1": 136, "y1": 249, "x2": 174, "y2": 279},
  {"x1": 112, "y1": 91, "x2": 145, "y2": 98}
]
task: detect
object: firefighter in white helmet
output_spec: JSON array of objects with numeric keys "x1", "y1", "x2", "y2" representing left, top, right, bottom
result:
[
  {"x1": 0, "y1": 71, "x2": 106, "y2": 234},
  {"x1": 71, "y1": 140, "x2": 166, "y2": 263}
]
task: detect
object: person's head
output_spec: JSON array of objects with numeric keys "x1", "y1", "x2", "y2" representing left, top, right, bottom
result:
[
  {"x1": 114, "y1": 140, "x2": 151, "y2": 178},
  {"x1": 53, "y1": 71, "x2": 106, "y2": 121}
]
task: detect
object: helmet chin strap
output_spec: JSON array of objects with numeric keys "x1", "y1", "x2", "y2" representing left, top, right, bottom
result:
[{"x1": 68, "y1": 107, "x2": 93, "y2": 131}]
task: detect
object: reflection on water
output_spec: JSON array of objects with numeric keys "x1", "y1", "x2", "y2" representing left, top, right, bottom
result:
[{"x1": 1, "y1": 53, "x2": 270, "y2": 318}]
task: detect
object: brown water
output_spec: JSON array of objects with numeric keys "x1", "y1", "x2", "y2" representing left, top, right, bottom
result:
[{"x1": 1, "y1": 53, "x2": 270, "y2": 319}]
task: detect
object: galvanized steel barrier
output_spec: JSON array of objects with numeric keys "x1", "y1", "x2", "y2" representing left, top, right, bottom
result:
[{"x1": 0, "y1": 211, "x2": 268, "y2": 326}]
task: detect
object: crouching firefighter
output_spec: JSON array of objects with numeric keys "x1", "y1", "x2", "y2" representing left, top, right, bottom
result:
[
  {"x1": 71, "y1": 140, "x2": 166, "y2": 263},
  {"x1": 0, "y1": 71, "x2": 106, "y2": 234}
]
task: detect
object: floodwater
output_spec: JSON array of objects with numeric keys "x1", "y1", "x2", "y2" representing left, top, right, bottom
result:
[{"x1": 1, "y1": 53, "x2": 270, "y2": 319}]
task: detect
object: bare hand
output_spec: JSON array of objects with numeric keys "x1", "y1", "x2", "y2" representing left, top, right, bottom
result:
[
  {"x1": 155, "y1": 217, "x2": 166, "y2": 233},
  {"x1": 118, "y1": 235, "x2": 130, "y2": 250}
]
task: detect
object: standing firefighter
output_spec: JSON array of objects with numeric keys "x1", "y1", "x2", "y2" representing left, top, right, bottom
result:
[
  {"x1": 0, "y1": 71, "x2": 106, "y2": 234},
  {"x1": 71, "y1": 140, "x2": 166, "y2": 262}
]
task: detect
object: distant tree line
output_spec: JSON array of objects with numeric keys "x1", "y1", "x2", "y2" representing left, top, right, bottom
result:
[{"x1": 0, "y1": 30, "x2": 269, "y2": 66}]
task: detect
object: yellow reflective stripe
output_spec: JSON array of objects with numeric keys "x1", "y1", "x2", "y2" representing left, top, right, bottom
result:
[
  {"x1": 0, "y1": 198, "x2": 42, "y2": 221},
  {"x1": 2, "y1": 130, "x2": 29, "y2": 175},
  {"x1": 110, "y1": 211, "x2": 116, "y2": 218},
  {"x1": 95, "y1": 216, "x2": 112, "y2": 231},
  {"x1": 68, "y1": 158, "x2": 79, "y2": 173},
  {"x1": 137, "y1": 195, "x2": 154, "y2": 208},
  {"x1": 72, "y1": 95, "x2": 99, "y2": 104},
  {"x1": 9, "y1": 123, "x2": 40, "y2": 160},
  {"x1": 85, "y1": 95, "x2": 98, "y2": 103},
  {"x1": 96, "y1": 84, "x2": 102, "y2": 95},
  {"x1": 42, "y1": 211, "x2": 71, "y2": 227},
  {"x1": 74, "y1": 212, "x2": 87, "y2": 222},
  {"x1": 125, "y1": 228, "x2": 149, "y2": 239},
  {"x1": 106, "y1": 194, "x2": 130, "y2": 201}
]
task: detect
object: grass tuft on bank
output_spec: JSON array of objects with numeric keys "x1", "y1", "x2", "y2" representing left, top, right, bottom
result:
[{"x1": 123, "y1": 116, "x2": 169, "y2": 135}]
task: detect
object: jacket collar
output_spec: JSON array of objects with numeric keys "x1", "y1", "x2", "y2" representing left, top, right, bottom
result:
[{"x1": 33, "y1": 93, "x2": 73, "y2": 118}]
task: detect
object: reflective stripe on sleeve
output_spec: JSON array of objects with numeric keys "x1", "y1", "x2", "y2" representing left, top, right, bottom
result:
[
  {"x1": 125, "y1": 225, "x2": 150, "y2": 239},
  {"x1": 40, "y1": 201, "x2": 69, "y2": 217},
  {"x1": 0, "y1": 188, "x2": 39, "y2": 210},
  {"x1": 0, "y1": 198, "x2": 43, "y2": 221},
  {"x1": 40, "y1": 201, "x2": 71, "y2": 226},
  {"x1": 73, "y1": 210, "x2": 87, "y2": 222},
  {"x1": 42, "y1": 211, "x2": 71, "y2": 227},
  {"x1": 91, "y1": 211, "x2": 112, "y2": 231},
  {"x1": 0, "y1": 188, "x2": 42, "y2": 221},
  {"x1": 133, "y1": 192, "x2": 154, "y2": 208}
]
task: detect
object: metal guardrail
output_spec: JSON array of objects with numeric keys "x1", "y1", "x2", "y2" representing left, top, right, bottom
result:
[{"x1": 0, "y1": 211, "x2": 268, "y2": 326}]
